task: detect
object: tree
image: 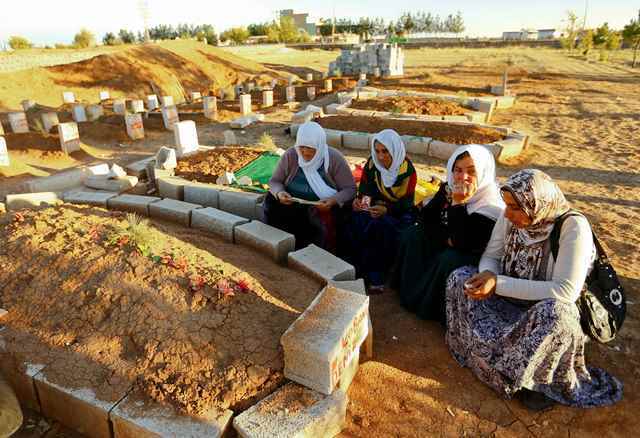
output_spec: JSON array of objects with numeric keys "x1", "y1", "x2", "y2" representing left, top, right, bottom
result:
[
  {"x1": 400, "y1": 12, "x2": 416, "y2": 35},
  {"x1": 248, "y1": 23, "x2": 268, "y2": 36},
  {"x1": 8, "y1": 35, "x2": 32, "y2": 50},
  {"x1": 449, "y1": 11, "x2": 465, "y2": 36},
  {"x1": 221, "y1": 27, "x2": 249, "y2": 45},
  {"x1": 357, "y1": 17, "x2": 375, "y2": 41},
  {"x1": 73, "y1": 28, "x2": 96, "y2": 48},
  {"x1": 102, "y1": 32, "x2": 119, "y2": 46},
  {"x1": 278, "y1": 16, "x2": 299, "y2": 43},
  {"x1": 578, "y1": 29, "x2": 594, "y2": 55},
  {"x1": 560, "y1": 11, "x2": 580, "y2": 52},
  {"x1": 623, "y1": 11, "x2": 640, "y2": 67},
  {"x1": 118, "y1": 29, "x2": 136, "y2": 44}
]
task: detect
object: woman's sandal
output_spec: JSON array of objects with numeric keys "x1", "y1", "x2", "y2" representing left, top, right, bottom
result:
[{"x1": 517, "y1": 389, "x2": 556, "y2": 412}]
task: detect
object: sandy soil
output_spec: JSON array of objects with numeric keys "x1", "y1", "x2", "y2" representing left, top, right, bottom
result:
[
  {"x1": 174, "y1": 147, "x2": 264, "y2": 183},
  {"x1": 350, "y1": 96, "x2": 469, "y2": 116},
  {"x1": 317, "y1": 115, "x2": 505, "y2": 144}
]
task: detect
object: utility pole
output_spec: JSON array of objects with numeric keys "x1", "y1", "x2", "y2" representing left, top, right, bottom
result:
[
  {"x1": 582, "y1": 0, "x2": 589, "y2": 30},
  {"x1": 138, "y1": 0, "x2": 151, "y2": 42}
]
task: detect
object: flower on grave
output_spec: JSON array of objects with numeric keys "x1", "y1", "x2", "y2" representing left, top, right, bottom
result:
[
  {"x1": 13, "y1": 212, "x2": 25, "y2": 223},
  {"x1": 88, "y1": 225, "x2": 103, "y2": 242},
  {"x1": 116, "y1": 235, "x2": 130, "y2": 248},
  {"x1": 235, "y1": 279, "x2": 251, "y2": 293},
  {"x1": 216, "y1": 279, "x2": 235, "y2": 297},
  {"x1": 189, "y1": 275, "x2": 206, "y2": 292}
]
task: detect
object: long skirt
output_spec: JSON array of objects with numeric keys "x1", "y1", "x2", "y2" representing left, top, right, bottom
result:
[
  {"x1": 394, "y1": 223, "x2": 479, "y2": 323},
  {"x1": 264, "y1": 193, "x2": 341, "y2": 252},
  {"x1": 343, "y1": 210, "x2": 414, "y2": 286},
  {"x1": 445, "y1": 266, "x2": 623, "y2": 407}
]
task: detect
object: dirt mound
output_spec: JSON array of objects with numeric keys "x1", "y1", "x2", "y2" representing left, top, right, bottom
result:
[
  {"x1": 0, "y1": 205, "x2": 321, "y2": 415},
  {"x1": 0, "y1": 41, "x2": 285, "y2": 110},
  {"x1": 175, "y1": 147, "x2": 265, "y2": 184},
  {"x1": 3, "y1": 132, "x2": 61, "y2": 153},
  {"x1": 317, "y1": 116, "x2": 505, "y2": 145},
  {"x1": 350, "y1": 96, "x2": 469, "y2": 116}
]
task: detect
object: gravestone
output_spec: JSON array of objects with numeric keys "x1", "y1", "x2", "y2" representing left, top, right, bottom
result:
[
  {"x1": 8, "y1": 112, "x2": 28, "y2": 133},
  {"x1": 99, "y1": 91, "x2": 110, "y2": 101},
  {"x1": 0, "y1": 137, "x2": 9, "y2": 167},
  {"x1": 262, "y1": 90, "x2": 273, "y2": 107},
  {"x1": 239, "y1": 94, "x2": 252, "y2": 115},
  {"x1": 113, "y1": 99, "x2": 126, "y2": 115},
  {"x1": 173, "y1": 120, "x2": 199, "y2": 157},
  {"x1": 147, "y1": 95, "x2": 159, "y2": 110},
  {"x1": 125, "y1": 113, "x2": 145, "y2": 140},
  {"x1": 41, "y1": 112, "x2": 60, "y2": 133},
  {"x1": 72, "y1": 104, "x2": 87, "y2": 122},
  {"x1": 161, "y1": 105, "x2": 180, "y2": 130},
  {"x1": 62, "y1": 91, "x2": 75, "y2": 104},
  {"x1": 203, "y1": 96, "x2": 217, "y2": 119},
  {"x1": 57, "y1": 122, "x2": 81, "y2": 154}
]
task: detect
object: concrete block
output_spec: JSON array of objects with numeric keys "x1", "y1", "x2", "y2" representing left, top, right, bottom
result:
[
  {"x1": 161, "y1": 96, "x2": 174, "y2": 107},
  {"x1": 495, "y1": 136, "x2": 526, "y2": 161},
  {"x1": 400, "y1": 135, "x2": 429, "y2": 155},
  {"x1": 465, "y1": 111, "x2": 487, "y2": 124},
  {"x1": 111, "y1": 392, "x2": 233, "y2": 438},
  {"x1": 442, "y1": 115, "x2": 469, "y2": 122},
  {"x1": 72, "y1": 104, "x2": 87, "y2": 122},
  {"x1": 40, "y1": 112, "x2": 59, "y2": 133},
  {"x1": 155, "y1": 146, "x2": 177, "y2": 170},
  {"x1": 495, "y1": 95, "x2": 516, "y2": 109},
  {"x1": 21, "y1": 99, "x2": 36, "y2": 111},
  {"x1": 262, "y1": 90, "x2": 273, "y2": 107},
  {"x1": 107, "y1": 194, "x2": 161, "y2": 216},
  {"x1": 157, "y1": 176, "x2": 189, "y2": 200},
  {"x1": 218, "y1": 190, "x2": 265, "y2": 219},
  {"x1": 307, "y1": 87, "x2": 316, "y2": 100},
  {"x1": 239, "y1": 94, "x2": 252, "y2": 115},
  {"x1": 233, "y1": 383, "x2": 347, "y2": 438},
  {"x1": 125, "y1": 113, "x2": 145, "y2": 140},
  {"x1": 324, "y1": 79, "x2": 333, "y2": 92},
  {"x1": 190, "y1": 91, "x2": 202, "y2": 102},
  {"x1": 184, "y1": 183, "x2": 220, "y2": 208},
  {"x1": 428, "y1": 140, "x2": 460, "y2": 161},
  {"x1": 130, "y1": 99, "x2": 145, "y2": 113},
  {"x1": 191, "y1": 207, "x2": 249, "y2": 242},
  {"x1": 342, "y1": 132, "x2": 371, "y2": 150},
  {"x1": 62, "y1": 91, "x2": 75, "y2": 103},
  {"x1": 125, "y1": 157, "x2": 154, "y2": 178},
  {"x1": 325, "y1": 129, "x2": 343, "y2": 148},
  {"x1": 173, "y1": 120, "x2": 199, "y2": 157},
  {"x1": 325, "y1": 103, "x2": 342, "y2": 115},
  {"x1": 113, "y1": 99, "x2": 126, "y2": 115},
  {"x1": 86, "y1": 104, "x2": 104, "y2": 121},
  {"x1": 305, "y1": 73, "x2": 314, "y2": 81},
  {"x1": 149, "y1": 198, "x2": 201, "y2": 226},
  {"x1": 203, "y1": 96, "x2": 217, "y2": 119},
  {"x1": 6, "y1": 192, "x2": 60, "y2": 210},
  {"x1": 57, "y1": 122, "x2": 81, "y2": 154},
  {"x1": 34, "y1": 373, "x2": 119, "y2": 438},
  {"x1": 327, "y1": 279, "x2": 366, "y2": 295},
  {"x1": 85, "y1": 176, "x2": 138, "y2": 192},
  {"x1": 9, "y1": 112, "x2": 29, "y2": 133},
  {"x1": 328, "y1": 279, "x2": 372, "y2": 359},
  {"x1": 235, "y1": 220, "x2": 295, "y2": 262},
  {"x1": 146, "y1": 95, "x2": 159, "y2": 111},
  {"x1": 0, "y1": 138, "x2": 8, "y2": 167},
  {"x1": 286, "y1": 86, "x2": 296, "y2": 102},
  {"x1": 63, "y1": 191, "x2": 118, "y2": 207},
  {"x1": 25, "y1": 164, "x2": 109, "y2": 193},
  {"x1": 281, "y1": 285, "x2": 368, "y2": 394},
  {"x1": 288, "y1": 244, "x2": 355, "y2": 282},
  {"x1": 99, "y1": 91, "x2": 110, "y2": 101},
  {"x1": 161, "y1": 106, "x2": 180, "y2": 130}
]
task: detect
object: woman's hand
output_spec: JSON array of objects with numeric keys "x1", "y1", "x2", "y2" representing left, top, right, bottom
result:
[
  {"x1": 316, "y1": 198, "x2": 337, "y2": 212},
  {"x1": 352, "y1": 197, "x2": 365, "y2": 212},
  {"x1": 368, "y1": 205, "x2": 388, "y2": 219},
  {"x1": 451, "y1": 191, "x2": 473, "y2": 205},
  {"x1": 463, "y1": 270, "x2": 497, "y2": 300},
  {"x1": 277, "y1": 191, "x2": 294, "y2": 205}
]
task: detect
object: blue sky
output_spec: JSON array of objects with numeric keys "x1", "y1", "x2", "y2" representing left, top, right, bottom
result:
[{"x1": 0, "y1": 0, "x2": 637, "y2": 46}]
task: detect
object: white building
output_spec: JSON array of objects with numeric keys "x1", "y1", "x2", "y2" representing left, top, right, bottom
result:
[
  {"x1": 502, "y1": 29, "x2": 538, "y2": 40},
  {"x1": 537, "y1": 29, "x2": 560, "y2": 40}
]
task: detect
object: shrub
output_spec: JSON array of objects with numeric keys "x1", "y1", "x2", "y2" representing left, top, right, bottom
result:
[
  {"x1": 9, "y1": 36, "x2": 32, "y2": 50},
  {"x1": 259, "y1": 132, "x2": 277, "y2": 151},
  {"x1": 73, "y1": 28, "x2": 96, "y2": 48},
  {"x1": 102, "y1": 32, "x2": 119, "y2": 46}
]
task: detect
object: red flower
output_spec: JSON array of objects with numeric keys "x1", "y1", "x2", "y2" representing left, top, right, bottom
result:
[
  {"x1": 216, "y1": 279, "x2": 235, "y2": 297},
  {"x1": 13, "y1": 212, "x2": 24, "y2": 223},
  {"x1": 189, "y1": 275, "x2": 206, "y2": 291},
  {"x1": 236, "y1": 279, "x2": 251, "y2": 293}
]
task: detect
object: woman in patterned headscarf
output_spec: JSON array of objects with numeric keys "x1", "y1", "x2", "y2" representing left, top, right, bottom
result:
[{"x1": 445, "y1": 169, "x2": 622, "y2": 410}]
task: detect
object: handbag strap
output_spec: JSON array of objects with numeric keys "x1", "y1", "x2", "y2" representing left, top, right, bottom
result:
[{"x1": 550, "y1": 210, "x2": 608, "y2": 263}]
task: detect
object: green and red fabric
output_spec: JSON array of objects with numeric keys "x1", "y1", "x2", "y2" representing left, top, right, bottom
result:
[{"x1": 358, "y1": 157, "x2": 417, "y2": 218}]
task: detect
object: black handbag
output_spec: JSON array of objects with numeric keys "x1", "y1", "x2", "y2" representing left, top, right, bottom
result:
[{"x1": 550, "y1": 211, "x2": 626, "y2": 343}]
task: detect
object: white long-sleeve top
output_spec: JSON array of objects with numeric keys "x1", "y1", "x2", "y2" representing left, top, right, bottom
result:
[{"x1": 479, "y1": 213, "x2": 596, "y2": 303}]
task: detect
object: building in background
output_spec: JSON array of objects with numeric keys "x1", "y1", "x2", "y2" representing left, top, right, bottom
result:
[
  {"x1": 502, "y1": 29, "x2": 539, "y2": 40},
  {"x1": 279, "y1": 9, "x2": 317, "y2": 36},
  {"x1": 536, "y1": 29, "x2": 560, "y2": 40}
]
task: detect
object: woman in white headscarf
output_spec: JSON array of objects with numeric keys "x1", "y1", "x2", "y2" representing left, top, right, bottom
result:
[
  {"x1": 393, "y1": 144, "x2": 505, "y2": 321},
  {"x1": 343, "y1": 129, "x2": 418, "y2": 294},
  {"x1": 267, "y1": 121, "x2": 356, "y2": 252}
]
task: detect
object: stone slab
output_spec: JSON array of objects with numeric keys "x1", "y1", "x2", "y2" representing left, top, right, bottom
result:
[
  {"x1": 107, "y1": 194, "x2": 161, "y2": 216},
  {"x1": 26, "y1": 163, "x2": 109, "y2": 193},
  {"x1": 125, "y1": 157, "x2": 155, "y2": 178},
  {"x1": 173, "y1": 120, "x2": 199, "y2": 157},
  {"x1": 324, "y1": 129, "x2": 343, "y2": 148},
  {"x1": 495, "y1": 136, "x2": 526, "y2": 161},
  {"x1": 149, "y1": 198, "x2": 201, "y2": 226},
  {"x1": 85, "y1": 175, "x2": 138, "y2": 192},
  {"x1": 34, "y1": 374, "x2": 122, "y2": 438},
  {"x1": 42, "y1": 112, "x2": 60, "y2": 133},
  {"x1": 191, "y1": 207, "x2": 249, "y2": 243},
  {"x1": 401, "y1": 135, "x2": 430, "y2": 155},
  {"x1": 218, "y1": 190, "x2": 265, "y2": 220},
  {"x1": 111, "y1": 392, "x2": 233, "y2": 438},
  {"x1": 281, "y1": 285, "x2": 368, "y2": 394},
  {"x1": 341, "y1": 132, "x2": 371, "y2": 150},
  {"x1": 495, "y1": 95, "x2": 516, "y2": 109},
  {"x1": 235, "y1": 220, "x2": 295, "y2": 263},
  {"x1": 157, "y1": 176, "x2": 189, "y2": 200},
  {"x1": 233, "y1": 383, "x2": 347, "y2": 438},
  {"x1": 9, "y1": 112, "x2": 29, "y2": 133},
  {"x1": 6, "y1": 192, "x2": 60, "y2": 210},
  {"x1": 63, "y1": 191, "x2": 118, "y2": 207},
  {"x1": 0, "y1": 137, "x2": 8, "y2": 167},
  {"x1": 183, "y1": 183, "x2": 220, "y2": 208},
  {"x1": 57, "y1": 122, "x2": 80, "y2": 154},
  {"x1": 428, "y1": 140, "x2": 460, "y2": 161},
  {"x1": 288, "y1": 244, "x2": 355, "y2": 282},
  {"x1": 328, "y1": 279, "x2": 373, "y2": 359}
]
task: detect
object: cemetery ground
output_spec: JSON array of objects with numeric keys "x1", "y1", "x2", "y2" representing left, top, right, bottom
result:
[{"x1": 1, "y1": 43, "x2": 639, "y2": 437}]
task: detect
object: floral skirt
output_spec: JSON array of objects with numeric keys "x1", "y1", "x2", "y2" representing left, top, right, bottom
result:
[{"x1": 445, "y1": 266, "x2": 623, "y2": 407}]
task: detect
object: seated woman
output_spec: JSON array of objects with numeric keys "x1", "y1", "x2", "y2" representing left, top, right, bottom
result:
[
  {"x1": 446, "y1": 169, "x2": 622, "y2": 410},
  {"x1": 266, "y1": 121, "x2": 356, "y2": 252},
  {"x1": 394, "y1": 144, "x2": 504, "y2": 322},
  {"x1": 343, "y1": 129, "x2": 417, "y2": 294}
]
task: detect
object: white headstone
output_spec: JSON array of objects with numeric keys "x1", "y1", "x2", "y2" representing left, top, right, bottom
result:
[
  {"x1": 223, "y1": 130, "x2": 237, "y2": 146},
  {"x1": 72, "y1": 104, "x2": 87, "y2": 123},
  {"x1": 161, "y1": 95, "x2": 174, "y2": 107},
  {"x1": 147, "y1": 95, "x2": 159, "y2": 111},
  {"x1": 245, "y1": 82, "x2": 255, "y2": 92},
  {"x1": 125, "y1": 113, "x2": 145, "y2": 140},
  {"x1": 0, "y1": 122, "x2": 4, "y2": 136},
  {"x1": 173, "y1": 120, "x2": 199, "y2": 157},
  {"x1": 190, "y1": 91, "x2": 202, "y2": 102},
  {"x1": 307, "y1": 87, "x2": 316, "y2": 100},
  {"x1": 288, "y1": 76, "x2": 296, "y2": 86},
  {"x1": 130, "y1": 99, "x2": 145, "y2": 113},
  {"x1": 113, "y1": 99, "x2": 126, "y2": 115},
  {"x1": 99, "y1": 91, "x2": 110, "y2": 101},
  {"x1": 8, "y1": 112, "x2": 29, "y2": 133},
  {"x1": 305, "y1": 73, "x2": 313, "y2": 81},
  {"x1": 203, "y1": 96, "x2": 217, "y2": 119},
  {"x1": 86, "y1": 104, "x2": 103, "y2": 121},
  {"x1": 270, "y1": 79, "x2": 278, "y2": 89},
  {"x1": 0, "y1": 137, "x2": 9, "y2": 167},
  {"x1": 155, "y1": 147, "x2": 177, "y2": 170},
  {"x1": 21, "y1": 100, "x2": 36, "y2": 111},
  {"x1": 239, "y1": 94, "x2": 252, "y2": 115},
  {"x1": 286, "y1": 86, "x2": 295, "y2": 103},
  {"x1": 373, "y1": 67, "x2": 381, "y2": 78},
  {"x1": 62, "y1": 91, "x2": 75, "y2": 104},
  {"x1": 161, "y1": 106, "x2": 179, "y2": 130},
  {"x1": 41, "y1": 112, "x2": 60, "y2": 133},
  {"x1": 57, "y1": 122, "x2": 81, "y2": 154},
  {"x1": 324, "y1": 79, "x2": 333, "y2": 92},
  {"x1": 216, "y1": 172, "x2": 235, "y2": 185},
  {"x1": 262, "y1": 90, "x2": 273, "y2": 108}
]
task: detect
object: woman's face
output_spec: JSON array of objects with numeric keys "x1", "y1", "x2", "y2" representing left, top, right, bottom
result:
[
  {"x1": 452, "y1": 154, "x2": 478, "y2": 197},
  {"x1": 298, "y1": 146, "x2": 317, "y2": 162},
  {"x1": 502, "y1": 190, "x2": 533, "y2": 228},
  {"x1": 374, "y1": 141, "x2": 393, "y2": 169}
]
